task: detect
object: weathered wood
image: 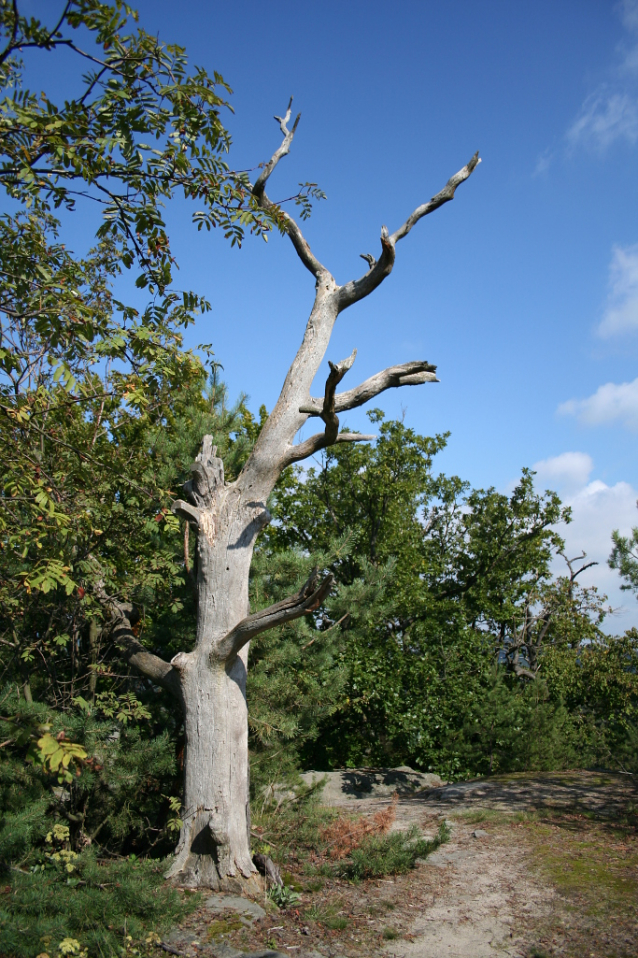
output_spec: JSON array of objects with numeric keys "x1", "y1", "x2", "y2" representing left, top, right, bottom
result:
[{"x1": 126, "y1": 102, "x2": 480, "y2": 887}]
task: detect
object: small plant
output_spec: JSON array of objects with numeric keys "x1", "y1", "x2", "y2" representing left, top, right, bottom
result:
[
  {"x1": 382, "y1": 927, "x2": 399, "y2": 940},
  {"x1": 324, "y1": 916, "x2": 348, "y2": 930},
  {"x1": 268, "y1": 884, "x2": 301, "y2": 909},
  {"x1": 438, "y1": 820, "x2": 451, "y2": 843},
  {"x1": 163, "y1": 795, "x2": 183, "y2": 835},
  {"x1": 343, "y1": 819, "x2": 450, "y2": 880},
  {"x1": 57, "y1": 939, "x2": 88, "y2": 957},
  {"x1": 321, "y1": 795, "x2": 397, "y2": 859}
]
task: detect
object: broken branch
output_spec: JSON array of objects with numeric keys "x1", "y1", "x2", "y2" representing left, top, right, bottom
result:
[
  {"x1": 299, "y1": 360, "x2": 438, "y2": 416},
  {"x1": 216, "y1": 569, "x2": 334, "y2": 660}
]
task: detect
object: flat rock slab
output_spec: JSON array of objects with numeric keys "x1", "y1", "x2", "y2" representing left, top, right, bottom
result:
[
  {"x1": 300, "y1": 766, "x2": 444, "y2": 803},
  {"x1": 204, "y1": 894, "x2": 267, "y2": 921}
]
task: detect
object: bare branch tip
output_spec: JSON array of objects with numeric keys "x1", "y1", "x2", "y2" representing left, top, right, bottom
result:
[{"x1": 329, "y1": 348, "x2": 357, "y2": 376}]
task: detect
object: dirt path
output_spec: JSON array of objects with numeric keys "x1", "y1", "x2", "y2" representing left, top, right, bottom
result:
[
  {"x1": 161, "y1": 770, "x2": 638, "y2": 958},
  {"x1": 381, "y1": 819, "x2": 551, "y2": 957},
  {"x1": 318, "y1": 781, "x2": 556, "y2": 958}
]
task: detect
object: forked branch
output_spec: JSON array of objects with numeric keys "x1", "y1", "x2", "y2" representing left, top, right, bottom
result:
[
  {"x1": 339, "y1": 152, "x2": 481, "y2": 309},
  {"x1": 299, "y1": 360, "x2": 438, "y2": 417},
  {"x1": 284, "y1": 349, "x2": 375, "y2": 466},
  {"x1": 216, "y1": 569, "x2": 335, "y2": 660},
  {"x1": 253, "y1": 97, "x2": 300, "y2": 200},
  {"x1": 251, "y1": 98, "x2": 326, "y2": 278}
]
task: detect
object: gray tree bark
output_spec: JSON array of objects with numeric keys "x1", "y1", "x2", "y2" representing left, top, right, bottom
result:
[{"x1": 118, "y1": 100, "x2": 480, "y2": 888}]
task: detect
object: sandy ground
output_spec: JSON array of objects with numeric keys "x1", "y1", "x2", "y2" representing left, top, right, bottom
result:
[
  {"x1": 319, "y1": 777, "x2": 556, "y2": 958},
  {"x1": 162, "y1": 770, "x2": 637, "y2": 958}
]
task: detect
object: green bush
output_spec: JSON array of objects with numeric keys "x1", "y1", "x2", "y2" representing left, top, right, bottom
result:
[
  {"x1": 344, "y1": 822, "x2": 449, "y2": 880},
  {"x1": 0, "y1": 852, "x2": 199, "y2": 958}
]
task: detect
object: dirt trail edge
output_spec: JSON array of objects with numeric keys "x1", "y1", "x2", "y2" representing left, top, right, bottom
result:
[
  {"x1": 161, "y1": 770, "x2": 637, "y2": 958},
  {"x1": 306, "y1": 771, "x2": 556, "y2": 958}
]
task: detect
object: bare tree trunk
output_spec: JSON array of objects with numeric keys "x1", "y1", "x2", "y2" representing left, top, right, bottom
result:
[
  {"x1": 109, "y1": 100, "x2": 480, "y2": 887},
  {"x1": 88, "y1": 619, "x2": 99, "y2": 702},
  {"x1": 165, "y1": 650, "x2": 253, "y2": 887}
]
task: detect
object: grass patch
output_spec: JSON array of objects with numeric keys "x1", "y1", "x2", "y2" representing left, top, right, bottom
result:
[
  {"x1": 449, "y1": 808, "x2": 510, "y2": 825},
  {"x1": 519, "y1": 803, "x2": 638, "y2": 957},
  {"x1": 324, "y1": 916, "x2": 348, "y2": 930},
  {"x1": 207, "y1": 915, "x2": 245, "y2": 940},
  {"x1": 382, "y1": 927, "x2": 399, "y2": 940},
  {"x1": 0, "y1": 852, "x2": 200, "y2": 958},
  {"x1": 530, "y1": 826, "x2": 638, "y2": 917},
  {"x1": 302, "y1": 877, "x2": 324, "y2": 892}
]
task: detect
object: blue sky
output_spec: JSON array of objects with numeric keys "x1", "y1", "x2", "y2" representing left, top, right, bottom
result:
[{"x1": 26, "y1": 1, "x2": 638, "y2": 627}]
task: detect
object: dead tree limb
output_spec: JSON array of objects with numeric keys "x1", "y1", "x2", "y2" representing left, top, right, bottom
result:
[
  {"x1": 92, "y1": 582, "x2": 181, "y2": 699},
  {"x1": 299, "y1": 360, "x2": 439, "y2": 417},
  {"x1": 216, "y1": 569, "x2": 334, "y2": 660}
]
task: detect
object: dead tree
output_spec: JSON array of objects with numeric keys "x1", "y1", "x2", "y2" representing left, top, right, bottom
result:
[
  {"x1": 503, "y1": 552, "x2": 598, "y2": 680},
  {"x1": 115, "y1": 101, "x2": 480, "y2": 888}
]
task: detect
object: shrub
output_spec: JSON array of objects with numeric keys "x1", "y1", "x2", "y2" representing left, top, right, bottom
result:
[
  {"x1": 320, "y1": 796, "x2": 397, "y2": 859},
  {"x1": 0, "y1": 852, "x2": 199, "y2": 958},
  {"x1": 343, "y1": 821, "x2": 449, "y2": 880}
]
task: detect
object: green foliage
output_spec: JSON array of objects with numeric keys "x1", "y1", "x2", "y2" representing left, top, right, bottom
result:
[
  {"x1": 0, "y1": 1, "x2": 277, "y2": 272},
  {"x1": 247, "y1": 539, "x2": 368, "y2": 787},
  {"x1": 343, "y1": 821, "x2": 449, "y2": 880},
  {"x1": 0, "y1": 692, "x2": 181, "y2": 863},
  {"x1": 268, "y1": 884, "x2": 302, "y2": 909},
  {"x1": 265, "y1": 410, "x2": 637, "y2": 779},
  {"x1": 0, "y1": 852, "x2": 198, "y2": 958},
  {"x1": 610, "y1": 524, "x2": 638, "y2": 596},
  {"x1": 544, "y1": 629, "x2": 638, "y2": 772},
  {"x1": 0, "y1": 1, "x2": 277, "y2": 733}
]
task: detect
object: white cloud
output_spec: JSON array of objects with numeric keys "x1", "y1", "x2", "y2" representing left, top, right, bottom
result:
[
  {"x1": 598, "y1": 242, "x2": 638, "y2": 336},
  {"x1": 533, "y1": 149, "x2": 554, "y2": 176},
  {"x1": 619, "y1": 0, "x2": 638, "y2": 56},
  {"x1": 558, "y1": 377, "x2": 638, "y2": 430},
  {"x1": 532, "y1": 451, "x2": 638, "y2": 630},
  {"x1": 567, "y1": 91, "x2": 638, "y2": 149},
  {"x1": 564, "y1": 2, "x2": 638, "y2": 151},
  {"x1": 532, "y1": 452, "x2": 593, "y2": 494},
  {"x1": 555, "y1": 477, "x2": 638, "y2": 630}
]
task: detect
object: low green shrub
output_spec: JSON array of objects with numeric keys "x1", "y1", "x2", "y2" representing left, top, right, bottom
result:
[
  {"x1": 0, "y1": 852, "x2": 199, "y2": 958},
  {"x1": 343, "y1": 821, "x2": 449, "y2": 880}
]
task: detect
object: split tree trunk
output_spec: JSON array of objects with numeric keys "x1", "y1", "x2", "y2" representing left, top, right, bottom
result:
[
  {"x1": 112, "y1": 100, "x2": 480, "y2": 887},
  {"x1": 165, "y1": 446, "x2": 268, "y2": 888}
]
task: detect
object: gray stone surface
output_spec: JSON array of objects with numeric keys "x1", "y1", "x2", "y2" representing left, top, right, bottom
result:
[
  {"x1": 472, "y1": 828, "x2": 489, "y2": 838},
  {"x1": 209, "y1": 945, "x2": 245, "y2": 958},
  {"x1": 300, "y1": 766, "x2": 444, "y2": 803},
  {"x1": 204, "y1": 894, "x2": 267, "y2": 921}
]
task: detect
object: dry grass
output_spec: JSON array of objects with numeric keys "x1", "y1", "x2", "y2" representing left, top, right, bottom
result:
[{"x1": 320, "y1": 794, "x2": 397, "y2": 859}]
